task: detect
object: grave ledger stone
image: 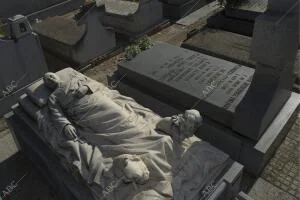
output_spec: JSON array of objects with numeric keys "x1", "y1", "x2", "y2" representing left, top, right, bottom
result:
[
  {"x1": 33, "y1": 3, "x2": 117, "y2": 65},
  {"x1": 0, "y1": 15, "x2": 48, "y2": 116},
  {"x1": 100, "y1": 0, "x2": 165, "y2": 37},
  {"x1": 118, "y1": 40, "x2": 296, "y2": 142}
]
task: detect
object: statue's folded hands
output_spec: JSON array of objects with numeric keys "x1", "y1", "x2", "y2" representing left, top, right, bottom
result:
[{"x1": 63, "y1": 124, "x2": 78, "y2": 140}]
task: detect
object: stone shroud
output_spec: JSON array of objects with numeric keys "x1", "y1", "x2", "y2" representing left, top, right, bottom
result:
[
  {"x1": 0, "y1": 16, "x2": 48, "y2": 116},
  {"x1": 100, "y1": 0, "x2": 165, "y2": 37},
  {"x1": 160, "y1": 0, "x2": 215, "y2": 20},
  {"x1": 4, "y1": 67, "x2": 244, "y2": 200},
  {"x1": 33, "y1": 4, "x2": 117, "y2": 65},
  {"x1": 0, "y1": 0, "x2": 84, "y2": 22}
]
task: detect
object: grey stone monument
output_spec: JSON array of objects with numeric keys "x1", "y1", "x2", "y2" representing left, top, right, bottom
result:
[
  {"x1": 234, "y1": 0, "x2": 299, "y2": 139},
  {"x1": 100, "y1": 0, "x2": 165, "y2": 37},
  {"x1": 0, "y1": 15, "x2": 48, "y2": 116},
  {"x1": 159, "y1": 0, "x2": 215, "y2": 20},
  {"x1": 33, "y1": 3, "x2": 117, "y2": 66},
  {"x1": 0, "y1": 0, "x2": 84, "y2": 22},
  {"x1": 116, "y1": 0, "x2": 300, "y2": 175}
]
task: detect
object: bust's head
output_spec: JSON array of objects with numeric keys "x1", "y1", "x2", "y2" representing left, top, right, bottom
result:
[
  {"x1": 43, "y1": 72, "x2": 60, "y2": 89},
  {"x1": 180, "y1": 109, "x2": 202, "y2": 138}
]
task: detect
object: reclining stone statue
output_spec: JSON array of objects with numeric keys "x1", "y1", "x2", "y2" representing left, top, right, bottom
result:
[
  {"x1": 42, "y1": 72, "x2": 211, "y2": 195},
  {"x1": 43, "y1": 72, "x2": 202, "y2": 143},
  {"x1": 8, "y1": 68, "x2": 236, "y2": 199}
]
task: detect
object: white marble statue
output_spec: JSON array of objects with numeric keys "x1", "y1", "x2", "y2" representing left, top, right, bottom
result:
[{"x1": 39, "y1": 71, "x2": 229, "y2": 200}]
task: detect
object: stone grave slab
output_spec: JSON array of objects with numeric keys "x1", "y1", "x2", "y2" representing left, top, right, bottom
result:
[
  {"x1": 101, "y1": 0, "x2": 165, "y2": 37},
  {"x1": 119, "y1": 42, "x2": 254, "y2": 129},
  {"x1": 33, "y1": 4, "x2": 117, "y2": 65}
]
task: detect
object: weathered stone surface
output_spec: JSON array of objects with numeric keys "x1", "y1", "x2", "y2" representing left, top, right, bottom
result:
[
  {"x1": 33, "y1": 16, "x2": 86, "y2": 46},
  {"x1": 182, "y1": 28, "x2": 256, "y2": 68},
  {"x1": 33, "y1": 5, "x2": 117, "y2": 65},
  {"x1": 101, "y1": 0, "x2": 164, "y2": 36}
]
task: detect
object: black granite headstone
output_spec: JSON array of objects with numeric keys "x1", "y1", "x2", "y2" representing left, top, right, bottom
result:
[{"x1": 119, "y1": 42, "x2": 254, "y2": 130}]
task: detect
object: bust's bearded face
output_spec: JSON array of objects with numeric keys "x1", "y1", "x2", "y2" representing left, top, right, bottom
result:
[
  {"x1": 180, "y1": 110, "x2": 203, "y2": 138},
  {"x1": 44, "y1": 72, "x2": 60, "y2": 89}
]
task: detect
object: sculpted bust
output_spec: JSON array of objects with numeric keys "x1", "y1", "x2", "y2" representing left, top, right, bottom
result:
[{"x1": 156, "y1": 110, "x2": 203, "y2": 141}]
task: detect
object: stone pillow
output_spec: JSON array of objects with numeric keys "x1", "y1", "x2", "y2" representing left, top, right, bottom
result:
[{"x1": 26, "y1": 79, "x2": 52, "y2": 108}]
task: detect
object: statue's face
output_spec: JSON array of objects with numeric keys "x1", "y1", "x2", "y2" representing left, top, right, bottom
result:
[
  {"x1": 123, "y1": 157, "x2": 150, "y2": 184},
  {"x1": 43, "y1": 72, "x2": 60, "y2": 89}
]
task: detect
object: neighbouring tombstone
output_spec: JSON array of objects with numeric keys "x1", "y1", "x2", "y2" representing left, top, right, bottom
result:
[
  {"x1": 100, "y1": 0, "x2": 165, "y2": 37},
  {"x1": 207, "y1": 0, "x2": 268, "y2": 36},
  {"x1": 117, "y1": 0, "x2": 300, "y2": 174},
  {"x1": 0, "y1": 15, "x2": 48, "y2": 116},
  {"x1": 33, "y1": 3, "x2": 117, "y2": 66},
  {"x1": 159, "y1": 0, "x2": 215, "y2": 20},
  {"x1": 0, "y1": 0, "x2": 84, "y2": 22},
  {"x1": 182, "y1": 28, "x2": 256, "y2": 68}
]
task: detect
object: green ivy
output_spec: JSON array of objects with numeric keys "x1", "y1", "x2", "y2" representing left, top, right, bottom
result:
[
  {"x1": 0, "y1": 19, "x2": 7, "y2": 38},
  {"x1": 125, "y1": 36, "x2": 153, "y2": 60}
]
